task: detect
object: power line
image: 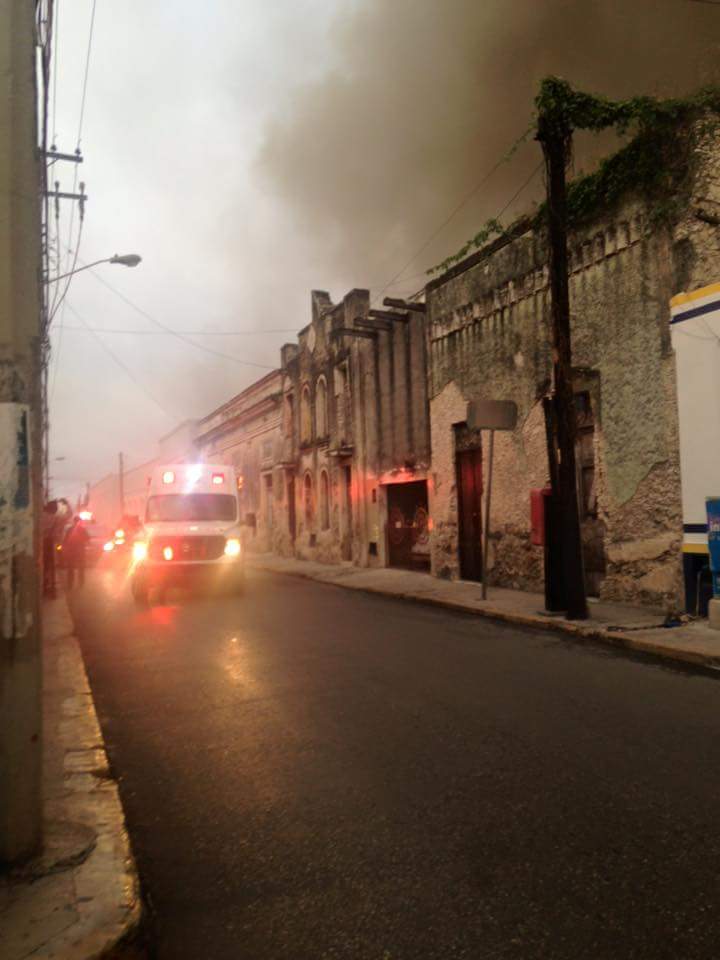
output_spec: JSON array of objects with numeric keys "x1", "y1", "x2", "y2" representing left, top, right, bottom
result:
[
  {"x1": 425, "y1": 159, "x2": 544, "y2": 279},
  {"x1": 52, "y1": 0, "x2": 97, "y2": 320},
  {"x1": 496, "y1": 160, "x2": 543, "y2": 221},
  {"x1": 49, "y1": 217, "x2": 84, "y2": 324},
  {"x1": 85, "y1": 266, "x2": 276, "y2": 370},
  {"x1": 54, "y1": 324, "x2": 298, "y2": 336},
  {"x1": 64, "y1": 301, "x2": 180, "y2": 423},
  {"x1": 76, "y1": 0, "x2": 97, "y2": 148},
  {"x1": 372, "y1": 123, "x2": 533, "y2": 304}
]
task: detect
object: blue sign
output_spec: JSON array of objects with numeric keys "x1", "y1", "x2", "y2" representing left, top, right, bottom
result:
[{"x1": 706, "y1": 497, "x2": 720, "y2": 597}]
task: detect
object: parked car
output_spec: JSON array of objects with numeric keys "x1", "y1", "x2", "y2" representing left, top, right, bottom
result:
[{"x1": 84, "y1": 523, "x2": 113, "y2": 565}]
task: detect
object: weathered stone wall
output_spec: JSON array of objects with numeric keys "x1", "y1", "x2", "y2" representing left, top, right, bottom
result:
[
  {"x1": 424, "y1": 123, "x2": 720, "y2": 608},
  {"x1": 277, "y1": 288, "x2": 431, "y2": 569}
]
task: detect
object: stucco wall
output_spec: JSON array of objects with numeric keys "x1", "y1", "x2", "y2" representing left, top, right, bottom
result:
[{"x1": 424, "y1": 128, "x2": 720, "y2": 608}]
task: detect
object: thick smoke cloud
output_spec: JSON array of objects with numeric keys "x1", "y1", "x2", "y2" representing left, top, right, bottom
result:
[{"x1": 258, "y1": 0, "x2": 720, "y2": 297}]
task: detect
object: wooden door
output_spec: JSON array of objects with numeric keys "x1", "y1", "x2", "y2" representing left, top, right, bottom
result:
[{"x1": 456, "y1": 448, "x2": 483, "y2": 581}]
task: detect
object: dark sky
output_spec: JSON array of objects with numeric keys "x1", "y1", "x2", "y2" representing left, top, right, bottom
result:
[{"x1": 50, "y1": 0, "x2": 720, "y2": 498}]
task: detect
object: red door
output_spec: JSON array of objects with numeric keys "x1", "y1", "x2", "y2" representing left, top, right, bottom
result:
[{"x1": 456, "y1": 448, "x2": 483, "y2": 581}]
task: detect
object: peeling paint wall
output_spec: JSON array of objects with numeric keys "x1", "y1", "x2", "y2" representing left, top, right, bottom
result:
[{"x1": 426, "y1": 124, "x2": 720, "y2": 609}]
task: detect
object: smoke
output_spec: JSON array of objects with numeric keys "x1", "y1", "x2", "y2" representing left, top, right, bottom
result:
[{"x1": 257, "y1": 0, "x2": 720, "y2": 296}]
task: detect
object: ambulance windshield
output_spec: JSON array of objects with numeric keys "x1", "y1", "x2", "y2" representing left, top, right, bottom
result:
[{"x1": 146, "y1": 494, "x2": 237, "y2": 523}]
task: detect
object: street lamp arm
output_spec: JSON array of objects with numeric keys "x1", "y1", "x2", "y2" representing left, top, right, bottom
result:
[
  {"x1": 47, "y1": 258, "x2": 112, "y2": 284},
  {"x1": 45, "y1": 253, "x2": 142, "y2": 284}
]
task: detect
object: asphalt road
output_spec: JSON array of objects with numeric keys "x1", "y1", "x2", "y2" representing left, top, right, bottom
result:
[{"x1": 70, "y1": 566, "x2": 720, "y2": 960}]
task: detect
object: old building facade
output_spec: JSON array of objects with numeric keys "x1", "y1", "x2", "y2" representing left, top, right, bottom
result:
[
  {"x1": 276, "y1": 288, "x2": 431, "y2": 570},
  {"x1": 426, "y1": 119, "x2": 720, "y2": 609}
]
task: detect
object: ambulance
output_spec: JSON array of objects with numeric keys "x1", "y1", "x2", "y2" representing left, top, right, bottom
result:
[{"x1": 130, "y1": 463, "x2": 244, "y2": 605}]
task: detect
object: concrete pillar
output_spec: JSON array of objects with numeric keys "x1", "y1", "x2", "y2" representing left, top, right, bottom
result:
[{"x1": 0, "y1": 0, "x2": 44, "y2": 863}]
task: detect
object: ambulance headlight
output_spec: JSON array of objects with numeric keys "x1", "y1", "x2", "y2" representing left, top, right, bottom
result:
[
  {"x1": 132, "y1": 541, "x2": 148, "y2": 562},
  {"x1": 224, "y1": 537, "x2": 241, "y2": 558}
]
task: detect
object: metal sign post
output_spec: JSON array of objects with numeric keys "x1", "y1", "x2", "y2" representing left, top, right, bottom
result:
[{"x1": 466, "y1": 400, "x2": 518, "y2": 601}]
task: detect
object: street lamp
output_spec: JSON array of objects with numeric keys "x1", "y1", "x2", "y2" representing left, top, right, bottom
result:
[{"x1": 46, "y1": 253, "x2": 142, "y2": 284}]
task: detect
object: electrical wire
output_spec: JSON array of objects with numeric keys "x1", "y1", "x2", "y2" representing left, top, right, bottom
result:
[
  {"x1": 85, "y1": 267, "x2": 277, "y2": 369},
  {"x1": 76, "y1": 0, "x2": 96, "y2": 147},
  {"x1": 372, "y1": 124, "x2": 533, "y2": 304},
  {"x1": 495, "y1": 160, "x2": 544, "y2": 223},
  {"x1": 49, "y1": 218, "x2": 84, "y2": 324},
  {"x1": 54, "y1": 324, "x2": 298, "y2": 336},
  {"x1": 49, "y1": 197, "x2": 64, "y2": 402},
  {"x1": 52, "y1": 0, "x2": 97, "y2": 322},
  {"x1": 64, "y1": 302, "x2": 180, "y2": 422}
]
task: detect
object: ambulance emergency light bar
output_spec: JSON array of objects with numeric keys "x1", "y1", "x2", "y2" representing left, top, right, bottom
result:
[{"x1": 161, "y1": 467, "x2": 226, "y2": 485}]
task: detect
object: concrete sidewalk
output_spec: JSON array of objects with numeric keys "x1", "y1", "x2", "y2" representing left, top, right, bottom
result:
[
  {"x1": 0, "y1": 596, "x2": 141, "y2": 959},
  {"x1": 249, "y1": 554, "x2": 720, "y2": 671}
]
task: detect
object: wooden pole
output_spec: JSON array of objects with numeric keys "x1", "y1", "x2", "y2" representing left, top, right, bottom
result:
[
  {"x1": 482, "y1": 430, "x2": 494, "y2": 601},
  {"x1": 537, "y1": 113, "x2": 588, "y2": 620}
]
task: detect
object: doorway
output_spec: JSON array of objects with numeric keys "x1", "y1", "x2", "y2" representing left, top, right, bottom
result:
[
  {"x1": 386, "y1": 480, "x2": 430, "y2": 571},
  {"x1": 456, "y1": 447, "x2": 483, "y2": 581}
]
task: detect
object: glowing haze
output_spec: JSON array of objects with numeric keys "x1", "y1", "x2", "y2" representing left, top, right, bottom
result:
[{"x1": 51, "y1": 0, "x2": 720, "y2": 499}]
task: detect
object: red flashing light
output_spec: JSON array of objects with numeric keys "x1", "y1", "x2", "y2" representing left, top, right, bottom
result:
[
  {"x1": 162, "y1": 470, "x2": 175, "y2": 485},
  {"x1": 212, "y1": 472, "x2": 224, "y2": 485}
]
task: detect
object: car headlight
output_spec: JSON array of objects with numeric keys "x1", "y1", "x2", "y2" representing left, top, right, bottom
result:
[
  {"x1": 132, "y1": 541, "x2": 148, "y2": 562},
  {"x1": 224, "y1": 537, "x2": 241, "y2": 557}
]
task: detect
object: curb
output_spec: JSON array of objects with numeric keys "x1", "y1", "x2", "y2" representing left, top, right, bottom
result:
[
  {"x1": 250, "y1": 560, "x2": 720, "y2": 673},
  {"x1": 1, "y1": 595, "x2": 143, "y2": 960}
]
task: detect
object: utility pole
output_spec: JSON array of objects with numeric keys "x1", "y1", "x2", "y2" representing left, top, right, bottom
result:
[
  {"x1": 118, "y1": 452, "x2": 125, "y2": 518},
  {"x1": 537, "y1": 108, "x2": 588, "y2": 621},
  {"x1": 0, "y1": 0, "x2": 44, "y2": 862}
]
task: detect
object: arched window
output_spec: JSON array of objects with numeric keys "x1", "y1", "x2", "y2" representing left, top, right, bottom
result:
[
  {"x1": 316, "y1": 376, "x2": 328, "y2": 438},
  {"x1": 319, "y1": 470, "x2": 330, "y2": 530},
  {"x1": 303, "y1": 472, "x2": 314, "y2": 527},
  {"x1": 300, "y1": 384, "x2": 312, "y2": 444}
]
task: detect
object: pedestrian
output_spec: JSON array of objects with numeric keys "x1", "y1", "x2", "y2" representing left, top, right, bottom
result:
[
  {"x1": 42, "y1": 500, "x2": 59, "y2": 598},
  {"x1": 63, "y1": 515, "x2": 89, "y2": 589}
]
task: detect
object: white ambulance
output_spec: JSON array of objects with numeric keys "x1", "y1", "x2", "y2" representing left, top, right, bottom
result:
[{"x1": 130, "y1": 463, "x2": 244, "y2": 605}]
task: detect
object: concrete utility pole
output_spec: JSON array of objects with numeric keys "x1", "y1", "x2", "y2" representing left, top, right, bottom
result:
[
  {"x1": 537, "y1": 109, "x2": 588, "y2": 621},
  {"x1": 0, "y1": 0, "x2": 45, "y2": 862}
]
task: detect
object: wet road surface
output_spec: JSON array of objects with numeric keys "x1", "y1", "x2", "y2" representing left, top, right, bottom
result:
[{"x1": 70, "y1": 566, "x2": 720, "y2": 959}]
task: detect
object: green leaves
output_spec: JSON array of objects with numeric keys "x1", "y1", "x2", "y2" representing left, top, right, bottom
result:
[{"x1": 429, "y1": 79, "x2": 720, "y2": 278}]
